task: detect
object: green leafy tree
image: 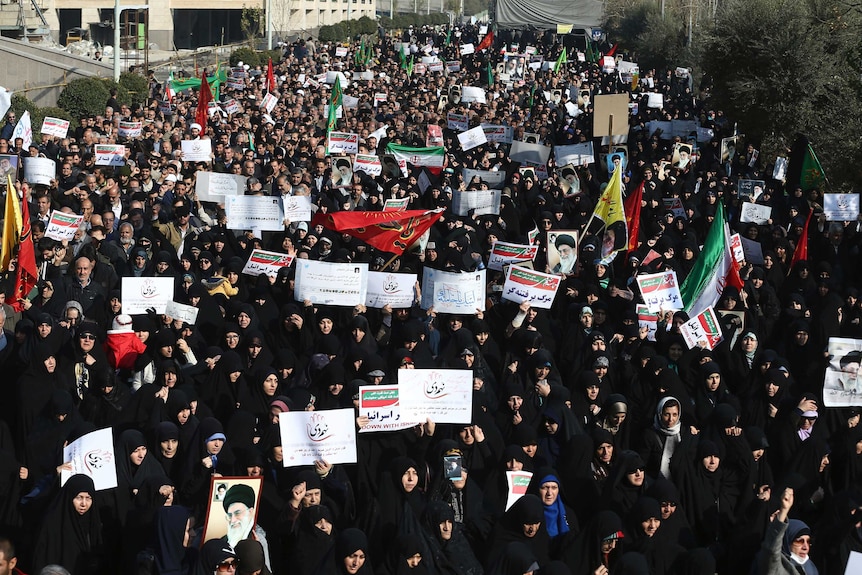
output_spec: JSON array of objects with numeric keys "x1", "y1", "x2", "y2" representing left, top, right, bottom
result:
[
  {"x1": 58, "y1": 77, "x2": 112, "y2": 120},
  {"x1": 695, "y1": 0, "x2": 862, "y2": 188}
]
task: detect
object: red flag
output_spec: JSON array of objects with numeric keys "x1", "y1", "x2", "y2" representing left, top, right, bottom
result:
[
  {"x1": 266, "y1": 58, "x2": 276, "y2": 92},
  {"x1": 313, "y1": 209, "x2": 444, "y2": 254},
  {"x1": 624, "y1": 181, "x2": 644, "y2": 252},
  {"x1": 476, "y1": 30, "x2": 494, "y2": 52},
  {"x1": 195, "y1": 71, "x2": 213, "y2": 131},
  {"x1": 789, "y1": 209, "x2": 813, "y2": 273},
  {"x1": 11, "y1": 194, "x2": 37, "y2": 312},
  {"x1": 605, "y1": 43, "x2": 619, "y2": 57}
]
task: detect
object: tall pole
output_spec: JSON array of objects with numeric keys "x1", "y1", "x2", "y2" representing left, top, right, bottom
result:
[
  {"x1": 266, "y1": 0, "x2": 272, "y2": 49},
  {"x1": 113, "y1": 0, "x2": 121, "y2": 81}
]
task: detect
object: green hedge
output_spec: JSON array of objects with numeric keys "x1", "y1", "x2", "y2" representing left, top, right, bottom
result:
[
  {"x1": 319, "y1": 15, "x2": 379, "y2": 42},
  {"x1": 58, "y1": 77, "x2": 112, "y2": 120},
  {"x1": 378, "y1": 13, "x2": 447, "y2": 29},
  {"x1": 119, "y1": 71, "x2": 149, "y2": 108},
  {"x1": 9, "y1": 94, "x2": 74, "y2": 144},
  {"x1": 229, "y1": 47, "x2": 282, "y2": 68}
]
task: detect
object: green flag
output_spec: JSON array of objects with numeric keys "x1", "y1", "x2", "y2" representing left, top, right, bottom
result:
[
  {"x1": 356, "y1": 37, "x2": 365, "y2": 65},
  {"x1": 487, "y1": 61, "x2": 494, "y2": 86},
  {"x1": 529, "y1": 82, "x2": 536, "y2": 107},
  {"x1": 800, "y1": 143, "x2": 826, "y2": 191},
  {"x1": 327, "y1": 76, "x2": 343, "y2": 134},
  {"x1": 445, "y1": 27, "x2": 451, "y2": 47},
  {"x1": 553, "y1": 48, "x2": 567, "y2": 74},
  {"x1": 406, "y1": 56, "x2": 414, "y2": 77}
]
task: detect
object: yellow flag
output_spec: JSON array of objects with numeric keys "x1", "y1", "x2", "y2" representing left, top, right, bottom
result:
[
  {"x1": 1, "y1": 174, "x2": 22, "y2": 271},
  {"x1": 588, "y1": 164, "x2": 628, "y2": 263}
]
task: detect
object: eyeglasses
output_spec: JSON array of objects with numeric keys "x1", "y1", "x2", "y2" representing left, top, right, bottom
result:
[
  {"x1": 216, "y1": 561, "x2": 237, "y2": 572},
  {"x1": 80, "y1": 334, "x2": 96, "y2": 341}
]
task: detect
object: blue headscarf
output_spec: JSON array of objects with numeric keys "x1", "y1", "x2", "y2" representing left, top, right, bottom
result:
[{"x1": 539, "y1": 474, "x2": 570, "y2": 538}]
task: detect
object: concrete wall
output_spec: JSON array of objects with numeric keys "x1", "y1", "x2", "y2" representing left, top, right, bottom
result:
[{"x1": 0, "y1": 36, "x2": 112, "y2": 107}]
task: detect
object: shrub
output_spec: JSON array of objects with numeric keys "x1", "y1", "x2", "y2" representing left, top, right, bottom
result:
[
  {"x1": 119, "y1": 71, "x2": 149, "y2": 108},
  {"x1": 58, "y1": 77, "x2": 111, "y2": 120},
  {"x1": 230, "y1": 46, "x2": 260, "y2": 67}
]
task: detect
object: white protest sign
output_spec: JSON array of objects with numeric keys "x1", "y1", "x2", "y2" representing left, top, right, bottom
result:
[
  {"x1": 282, "y1": 195, "x2": 313, "y2": 222},
  {"x1": 40, "y1": 117, "x2": 70, "y2": 138},
  {"x1": 23, "y1": 157, "x2": 55, "y2": 185},
  {"x1": 223, "y1": 99, "x2": 240, "y2": 114},
  {"x1": 846, "y1": 552, "x2": 862, "y2": 575},
  {"x1": 295, "y1": 260, "x2": 368, "y2": 306},
  {"x1": 636, "y1": 271, "x2": 683, "y2": 313},
  {"x1": 740, "y1": 202, "x2": 772, "y2": 225},
  {"x1": 646, "y1": 93, "x2": 664, "y2": 109},
  {"x1": 335, "y1": 46, "x2": 348, "y2": 57},
  {"x1": 94, "y1": 144, "x2": 127, "y2": 166},
  {"x1": 773, "y1": 157, "x2": 788, "y2": 180},
  {"x1": 729, "y1": 233, "x2": 745, "y2": 264},
  {"x1": 383, "y1": 198, "x2": 410, "y2": 211},
  {"x1": 358, "y1": 385, "x2": 420, "y2": 433},
  {"x1": 509, "y1": 140, "x2": 552, "y2": 164},
  {"x1": 458, "y1": 125, "x2": 487, "y2": 151},
  {"x1": 278, "y1": 409, "x2": 357, "y2": 466},
  {"x1": 824, "y1": 337, "x2": 862, "y2": 407},
  {"x1": 365, "y1": 271, "x2": 416, "y2": 308},
  {"x1": 326, "y1": 71, "x2": 349, "y2": 85},
  {"x1": 501, "y1": 265, "x2": 560, "y2": 309},
  {"x1": 45, "y1": 211, "x2": 84, "y2": 241},
  {"x1": 462, "y1": 169, "x2": 507, "y2": 189},
  {"x1": 680, "y1": 306, "x2": 724, "y2": 350},
  {"x1": 460, "y1": 43, "x2": 475, "y2": 55},
  {"x1": 181, "y1": 139, "x2": 213, "y2": 163},
  {"x1": 637, "y1": 304, "x2": 659, "y2": 341},
  {"x1": 327, "y1": 132, "x2": 359, "y2": 155},
  {"x1": 398, "y1": 369, "x2": 473, "y2": 424},
  {"x1": 354, "y1": 154, "x2": 382, "y2": 176},
  {"x1": 61, "y1": 427, "x2": 117, "y2": 491},
  {"x1": 420, "y1": 268, "x2": 486, "y2": 314},
  {"x1": 505, "y1": 470, "x2": 533, "y2": 511},
  {"x1": 489, "y1": 242, "x2": 538, "y2": 271},
  {"x1": 555, "y1": 142, "x2": 595, "y2": 166},
  {"x1": 225, "y1": 195, "x2": 283, "y2": 231},
  {"x1": 481, "y1": 124, "x2": 514, "y2": 144},
  {"x1": 447, "y1": 113, "x2": 469, "y2": 132},
  {"x1": 452, "y1": 189, "x2": 501, "y2": 216},
  {"x1": 823, "y1": 193, "x2": 860, "y2": 221},
  {"x1": 122, "y1": 277, "x2": 174, "y2": 314},
  {"x1": 663, "y1": 198, "x2": 686, "y2": 219},
  {"x1": 164, "y1": 300, "x2": 199, "y2": 324},
  {"x1": 194, "y1": 171, "x2": 245, "y2": 202},
  {"x1": 118, "y1": 120, "x2": 142, "y2": 138},
  {"x1": 11, "y1": 110, "x2": 31, "y2": 150},
  {"x1": 461, "y1": 86, "x2": 487, "y2": 103},
  {"x1": 260, "y1": 92, "x2": 278, "y2": 114},
  {"x1": 242, "y1": 249, "x2": 294, "y2": 278}
]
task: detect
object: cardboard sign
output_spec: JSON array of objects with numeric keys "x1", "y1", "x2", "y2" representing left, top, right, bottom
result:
[
  {"x1": 195, "y1": 171, "x2": 245, "y2": 202},
  {"x1": 40, "y1": 116, "x2": 70, "y2": 138},
  {"x1": 282, "y1": 195, "x2": 313, "y2": 222},
  {"x1": 740, "y1": 202, "x2": 772, "y2": 225},
  {"x1": 501, "y1": 265, "x2": 560, "y2": 309},
  {"x1": 358, "y1": 385, "x2": 419, "y2": 433},
  {"x1": 593, "y1": 94, "x2": 630, "y2": 137},
  {"x1": 447, "y1": 112, "x2": 469, "y2": 132},
  {"x1": 260, "y1": 92, "x2": 278, "y2": 114},
  {"x1": 637, "y1": 271, "x2": 684, "y2": 313},
  {"x1": 181, "y1": 139, "x2": 212, "y2": 163},
  {"x1": 420, "y1": 268, "x2": 486, "y2": 314},
  {"x1": 202, "y1": 477, "x2": 263, "y2": 546},
  {"x1": 118, "y1": 121, "x2": 142, "y2": 138},
  {"x1": 94, "y1": 144, "x2": 127, "y2": 167},
  {"x1": 327, "y1": 131, "x2": 359, "y2": 155},
  {"x1": 480, "y1": 124, "x2": 514, "y2": 144},
  {"x1": 383, "y1": 198, "x2": 410, "y2": 211},
  {"x1": 488, "y1": 241, "x2": 539, "y2": 271},
  {"x1": 555, "y1": 142, "x2": 594, "y2": 166},
  {"x1": 122, "y1": 277, "x2": 174, "y2": 314},
  {"x1": 823, "y1": 193, "x2": 860, "y2": 221},
  {"x1": 458, "y1": 125, "x2": 487, "y2": 151},
  {"x1": 44, "y1": 210, "x2": 84, "y2": 241},
  {"x1": 225, "y1": 196, "x2": 283, "y2": 231},
  {"x1": 398, "y1": 369, "x2": 473, "y2": 424},
  {"x1": 242, "y1": 249, "x2": 294, "y2": 278},
  {"x1": 164, "y1": 300, "x2": 199, "y2": 325},
  {"x1": 451, "y1": 189, "x2": 501, "y2": 216},
  {"x1": 365, "y1": 271, "x2": 416, "y2": 308},
  {"x1": 61, "y1": 427, "x2": 117, "y2": 491},
  {"x1": 461, "y1": 86, "x2": 486, "y2": 103},
  {"x1": 295, "y1": 260, "x2": 369, "y2": 306},
  {"x1": 354, "y1": 154, "x2": 382, "y2": 176},
  {"x1": 279, "y1": 409, "x2": 357, "y2": 466},
  {"x1": 462, "y1": 169, "x2": 507, "y2": 189},
  {"x1": 23, "y1": 157, "x2": 55, "y2": 185},
  {"x1": 680, "y1": 306, "x2": 723, "y2": 350},
  {"x1": 505, "y1": 471, "x2": 533, "y2": 511}
]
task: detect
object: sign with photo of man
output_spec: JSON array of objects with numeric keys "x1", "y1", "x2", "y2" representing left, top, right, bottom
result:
[
  {"x1": 546, "y1": 230, "x2": 578, "y2": 275},
  {"x1": 202, "y1": 477, "x2": 263, "y2": 547}
]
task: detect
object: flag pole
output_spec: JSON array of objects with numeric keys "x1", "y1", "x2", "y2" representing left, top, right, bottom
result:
[{"x1": 381, "y1": 253, "x2": 400, "y2": 271}]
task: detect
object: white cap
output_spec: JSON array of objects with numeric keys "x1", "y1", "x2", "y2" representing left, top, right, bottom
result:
[
  {"x1": 164, "y1": 174, "x2": 177, "y2": 182},
  {"x1": 190, "y1": 122, "x2": 202, "y2": 132},
  {"x1": 111, "y1": 314, "x2": 133, "y2": 333}
]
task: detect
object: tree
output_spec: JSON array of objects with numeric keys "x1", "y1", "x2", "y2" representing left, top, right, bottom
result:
[
  {"x1": 695, "y1": 0, "x2": 862, "y2": 188},
  {"x1": 241, "y1": 5, "x2": 264, "y2": 47}
]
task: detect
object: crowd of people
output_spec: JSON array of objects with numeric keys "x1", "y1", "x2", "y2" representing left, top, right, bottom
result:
[{"x1": 0, "y1": 21, "x2": 860, "y2": 575}]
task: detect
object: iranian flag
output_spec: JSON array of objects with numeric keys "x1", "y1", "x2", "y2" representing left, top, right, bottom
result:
[
  {"x1": 385, "y1": 143, "x2": 446, "y2": 175},
  {"x1": 679, "y1": 201, "x2": 743, "y2": 317}
]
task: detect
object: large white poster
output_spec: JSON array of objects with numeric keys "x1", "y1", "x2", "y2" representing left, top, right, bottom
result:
[
  {"x1": 823, "y1": 337, "x2": 862, "y2": 407},
  {"x1": 181, "y1": 139, "x2": 213, "y2": 163},
  {"x1": 365, "y1": 271, "x2": 416, "y2": 309},
  {"x1": 61, "y1": 427, "x2": 118, "y2": 490},
  {"x1": 420, "y1": 268, "x2": 486, "y2": 314},
  {"x1": 278, "y1": 409, "x2": 357, "y2": 466},
  {"x1": 195, "y1": 171, "x2": 245, "y2": 201},
  {"x1": 94, "y1": 144, "x2": 127, "y2": 167},
  {"x1": 225, "y1": 195, "x2": 283, "y2": 231},
  {"x1": 164, "y1": 300, "x2": 199, "y2": 325},
  {"x1": 282, "y1": 195, "x2": 313, "y2": 222},
  {"x1": 398, "y1": 369, "x2": 473, "y2": 424},
  {"x1": 122, "y1": 277, "x2": 174, "y2": 314},
  {"x1": 358, "y1": 385, "x2": 419, "y2": 433},
  {"x1": 295, "y1": 260, "x2": 368, "y2": 306},
  {"x1": 452, "y1": 189, "x2": 501, "y2": 216},
  {"x1": 24, "y1": 157, "x2": 55, "y2": 185},
  {"x1": 823, "y1": 193, "x2": 860, "y2": 222}
]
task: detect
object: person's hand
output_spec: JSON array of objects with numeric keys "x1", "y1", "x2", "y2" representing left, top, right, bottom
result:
[
  {"x1": 849, "y1": 413, "x2": 860, "y2": 428},
  {"x1": 757, "y1": 485, "x2": 770, "y2": 502},
  {"x1": 56, "y1": 462, "x2": 73, "y2": 476},
  {"x1": 592, "y1": 565, "x2": 609, "y2": 575},
  {"x1": 176, "y1": 338, "x2": 190, "y2": 353},
  {"x1": 19, "y1": 466, "x2": 28, "y2": 480},
  {"x1": 20, "y1": 298, "x2": 31, "y2": 310},
  {"x1": 798, "y1": 398, "x2": 817, "y2": 413},
  {"x1": 777, "y1": 487, "x2": 794, "y2": 522},
  {"x1": 690, "y1": 426, "x2": 700, "y2": 435},
  {"x1": 423, "y1": 418, "x2": 436, "y2": 437},
  {"x1": 290, "y1": 481, "x2": 306, "y2": 507},
  {"x1": 512, "y1": 410, "x2": 523, "y2": 425},
  {"x1": 508, "y1": 360, "x2": 519, "y2": 374},
  {"x1": 535, "y1": 379, "x2": 551, "y2": 398},
  {"x1": 155, "y1": 386, "x2": 169, "y2": 401},
  {"x1": 83, "y1": 353, "x2": 96, "y2": 366},
  {"x1": 725, "y1": 426, "x2": 742, "y2": 437},
  {"x1": 768, "y1": 404, "x2": 778, "y2": 418},
  {"x1": 475, "y1": 308, "x2": 484, "y2": 320},
  {"x1": 201, "y1": 457, "x2": 213, "y2": 469},
  {"x1": 314, "y1": 459, "x2": 333, "y2": 477},
  {"x1": 472, "y1": 425, "x2": 485, "y2": 443},
  {"x1": 353, "y1": 304, "x2": 367, "y2": 316},
  {"x1": 290, "y1": 313, "x2": 304, "y2": 329},
  {"x1": 356, "y1": 415, "x2": 370, "y2": 429},
  {"x1": 519, "y1": 300, "x2": 531, "y2": 313}
]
